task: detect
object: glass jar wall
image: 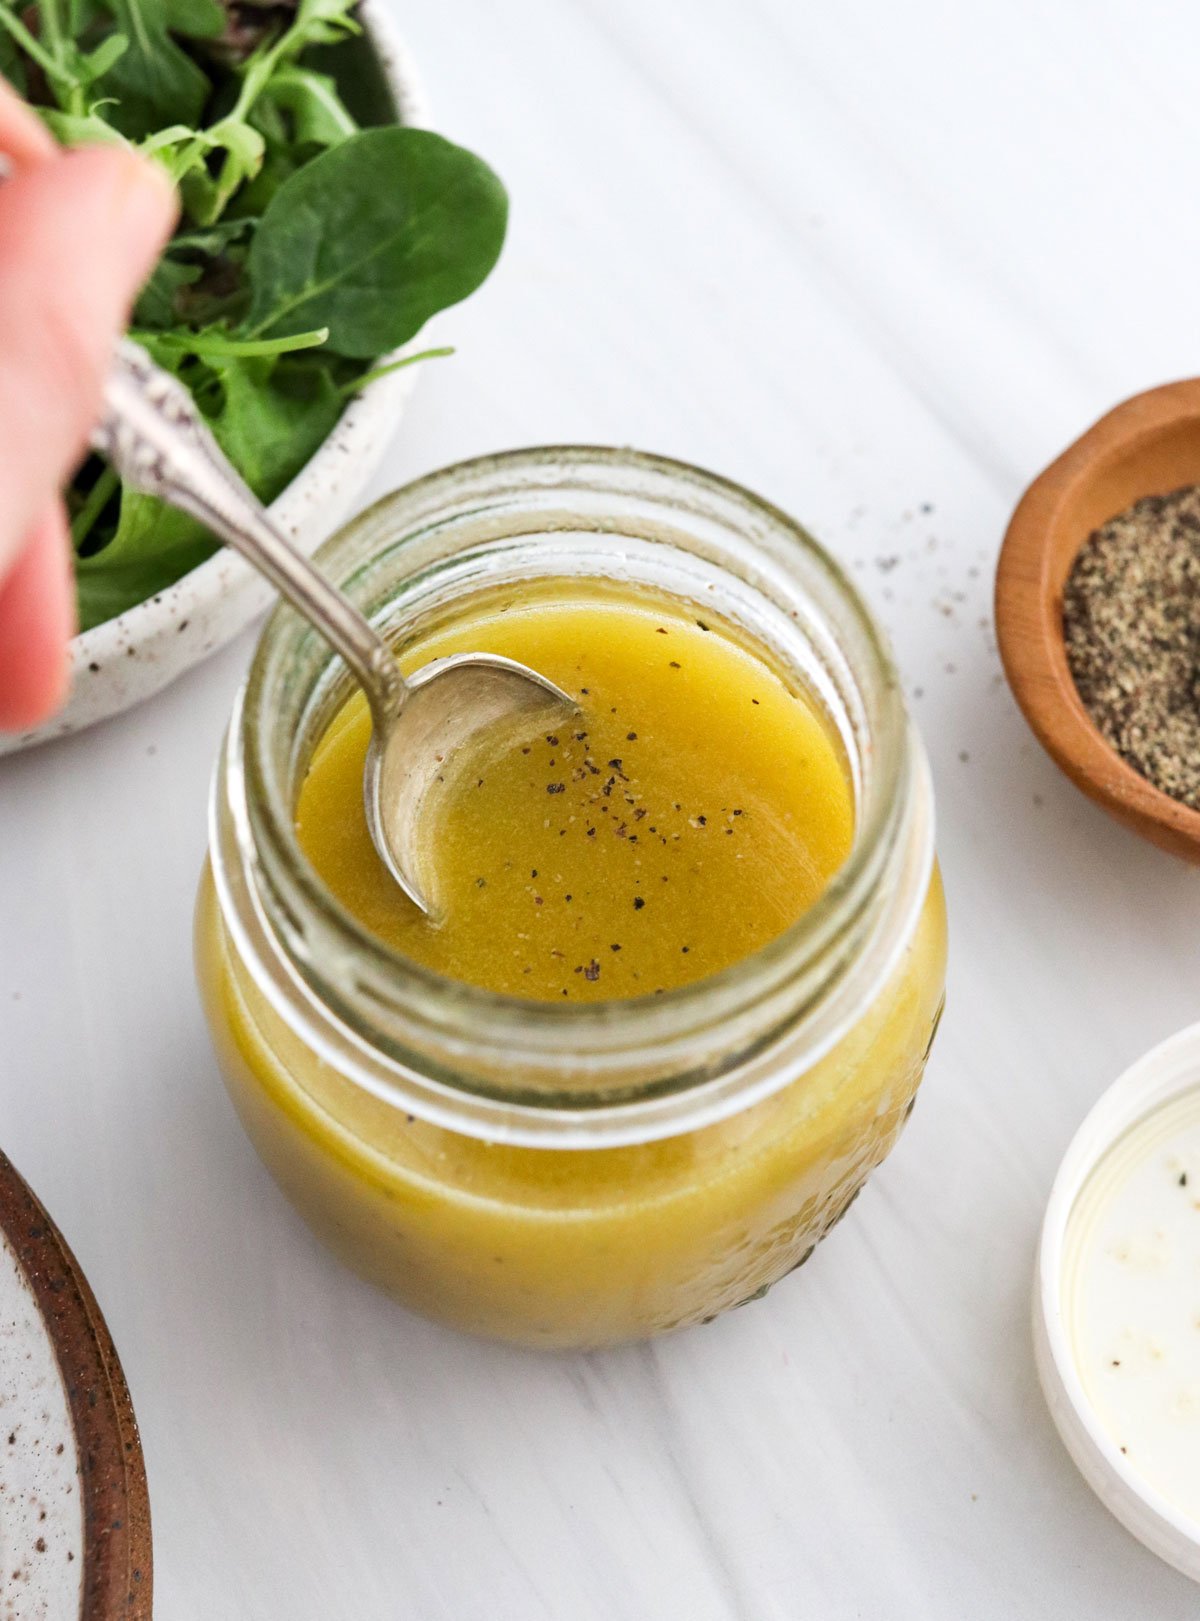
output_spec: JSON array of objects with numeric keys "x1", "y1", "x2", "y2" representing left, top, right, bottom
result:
[{"x1": 195, "y1": 448, "x2": 947, "y2": 1348}]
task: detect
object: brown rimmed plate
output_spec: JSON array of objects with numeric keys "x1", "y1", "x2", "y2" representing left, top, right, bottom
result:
[{"x1": 0, "y1": 1151, "x2": 150, "y2": 1619}]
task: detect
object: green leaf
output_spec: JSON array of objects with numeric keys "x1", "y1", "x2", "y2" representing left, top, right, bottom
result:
[
  {"x1": 82, "y1": 30, "x2": 129, "y2": 78},
  {"x1": 273, "y1": 0, "x2": 357, "y2": 56},
  {"x1": 257, "y1": 63, "x2": 356, "y2": 147},
  {"x1": 0, "y1": 2, "x2": 64, "y2": 86},
  {"x1": 76, "y1": 350, "x2": 345, "y2": 627},
  {"x1": 339, "y1": 345, "x2": 454, "y2": 398},
  {"x1": 245, "y1": 127, "x2": 508, "y2": 358},
  {"x1": 69, "y1": 0, "x2": 107, "y2": 32},
  {"x1": 139, "y1": 119, "x2": 206, "y2": 153},
  {"x1": 140, "y1": 324, "x2": 328, "y2": 357},
  {"x1": 132, "y1": 255, "x2": 202, "y2": 327},
  {"x1": 94, "y1": 0, "x2": 212, "y2": 138},
  {"x1": 162, "y1": 0, "x2": 221, "y2": 37},
  {"x1": 180, "y1": 113, "x2": 264, "y2": 223},
  {"x1": 169, "y1": 216, "x2": 257, "y2": 255},
  {"x1": 205, "y1": 351, "x2": 343, "y2": 497},
  {"x1": 43, "y1": 0, "x2": 504, "y2": 628},
  {"x1": 0, "y1": 22, "x2": 28, "y2": 91},
  {"x1": 224, "y1": 137, "x2": 301, "y2": 217},
  {"x1": 39, "y1": 105, "x2": 129, "y2": 144},
  {"x1": 75, "y1": 494, "x2": 213, "y2": 628}
]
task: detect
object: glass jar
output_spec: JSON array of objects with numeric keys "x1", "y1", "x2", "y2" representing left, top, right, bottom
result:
[{"x1": 195, "y1": 447, "x2": 947, "y2": 1349}]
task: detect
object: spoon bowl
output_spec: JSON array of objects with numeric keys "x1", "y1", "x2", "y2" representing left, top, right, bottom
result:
[{"x1": 366, "y1": 652, "x2": 574, "y2": 914}]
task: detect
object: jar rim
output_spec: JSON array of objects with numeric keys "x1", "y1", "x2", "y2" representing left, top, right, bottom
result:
[{"x1": 224, "y1": 445, "x2": 925, "y2": 1120}]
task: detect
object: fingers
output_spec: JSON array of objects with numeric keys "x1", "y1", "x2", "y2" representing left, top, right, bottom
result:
[
  {"x1": 0, "y1": 140, "x2": 176, "y2": 730},
  {"x1": 0, "y1": 501, "x2": 74, "y2": 731},
  {"x1": 0, "y1": 77, "x2": 55, "y2": 170},
  {"x1": 0, "y1": 146, "x2": 177, "y2": 586}
]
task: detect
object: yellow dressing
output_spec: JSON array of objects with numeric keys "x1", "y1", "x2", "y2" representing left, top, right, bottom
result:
[
  {"x1": 295, "y1": 589, "x2": 854, "y2": 999},
  {"x1": 197, "y1": 867, "x2": 946, "y2": 1345}
]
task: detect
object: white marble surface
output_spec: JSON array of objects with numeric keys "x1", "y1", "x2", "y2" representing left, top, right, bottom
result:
[{"x1": 3, "y1": 0, "x2": 1200, "y2": 1614}]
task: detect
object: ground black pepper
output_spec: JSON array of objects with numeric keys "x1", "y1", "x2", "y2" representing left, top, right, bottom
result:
[{"x1": 1062, "y1": 485, "x2": 1200, "y2": 808}]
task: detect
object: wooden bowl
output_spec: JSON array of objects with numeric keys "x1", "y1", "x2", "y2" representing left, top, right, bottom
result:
[{"x1": 995, "y1": 379, "x2": 1200, "y2": 862}]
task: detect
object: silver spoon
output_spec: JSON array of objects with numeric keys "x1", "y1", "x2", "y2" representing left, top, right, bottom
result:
[{"x1": 94, "y1": 338, "x2": 573, "y2": 917}]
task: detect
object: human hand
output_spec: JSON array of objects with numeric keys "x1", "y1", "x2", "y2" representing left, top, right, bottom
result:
[{"x1": 0, "y1": 82, "x2": 176, "y2": 732}]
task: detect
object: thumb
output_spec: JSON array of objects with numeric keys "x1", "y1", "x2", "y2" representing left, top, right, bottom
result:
[{"x1": 0, "y1": 145, "x2": 177, "y2": 581}]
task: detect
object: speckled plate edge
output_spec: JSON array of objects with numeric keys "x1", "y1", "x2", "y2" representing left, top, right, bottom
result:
[
  {"x1": 0, "y1": 0, "x2": 429, "y2": 758},
  {"x1": 0, "y1": 1149, "x2": 151, "y2": 1619}
]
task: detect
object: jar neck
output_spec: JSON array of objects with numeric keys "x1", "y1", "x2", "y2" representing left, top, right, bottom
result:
[{"x1": 212, "y1": 447, "x2": 933, "y2": 1148}]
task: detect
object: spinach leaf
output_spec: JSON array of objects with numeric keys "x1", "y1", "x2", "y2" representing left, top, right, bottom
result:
[
  {"x1": 133, "y1": 254, "x2": 202, "y2": 327},
  {"x1": 246, "y1": 127, "x2": 508, "y2": 357},
  {"x1": 162, "y1": 0, "x2": 221, "y2": 37},
  {"x1": 94, "y1": 0, "x2": 214, "y2": 138},
  {"x1": 74, "y1": 347, "x2": 344, "y2": 627}
]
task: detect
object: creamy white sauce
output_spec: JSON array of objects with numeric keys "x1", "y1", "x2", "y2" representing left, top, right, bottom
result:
[{"x1": 1064, "y1": 1088, "x2": 1200, "y2": 1522}]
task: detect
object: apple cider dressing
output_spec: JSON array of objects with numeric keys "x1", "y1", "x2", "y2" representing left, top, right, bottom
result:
[{"x1": 295, "y1": 588, "x2": 855, "y2": 998}]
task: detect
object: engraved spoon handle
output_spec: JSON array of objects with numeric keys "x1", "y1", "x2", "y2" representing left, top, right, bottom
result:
[{"x1": 92, "y1": 339, "x2": 405, "y2": 721}]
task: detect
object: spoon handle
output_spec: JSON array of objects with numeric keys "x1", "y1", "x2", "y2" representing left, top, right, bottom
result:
[{"x1": 93, "y1": 338, "x2": 405, "y2": 720}]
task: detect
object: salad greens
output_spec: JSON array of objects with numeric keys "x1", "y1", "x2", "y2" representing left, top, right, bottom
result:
[{"x1": 0, "y1": 0, "x2": 508, "y2": 629}]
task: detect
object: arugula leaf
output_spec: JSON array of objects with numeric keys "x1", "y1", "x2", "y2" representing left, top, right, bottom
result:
[
  {"x1": 180, "y1": 113, "x2": 264, "y2": 222},
  {"x1": 75, "y1": 494, "x2": 212, "y2": 629},
  {"x1": 268, "y1": 0, "x2": 358, "y2": 58},
  {"x1": 0, "y1": 20, "x2": 26, "y2": 91},
  {"x1": 38, "y1": 106, "x2": 129, "y2": 144},
  {"x1": 339, "y1": 345, "x2": 454, "y2": 398},
  {"x1": 205, "y1": 350, "x2": 344, "y2": 496},
  {"x1": 255, "y1": 63, "x2": 356, "y2": 148},
  {"x1": 140, "y1": 324, "x2": 329, "y2": 357},
  {"x1": 169, "y1": 217, "x2": 257, "y2": 255},
  {"x1": 224, "y1": 137, "x2": 302, "y2": 217},
  {"x1": 246, "y1": 127, "x2": 508, "y2": 358},
  {"x1": 82, "y1": 30, "x2": 129, "y2": 77},
  {"x1": 0, "y1": 2, "x2": 76, "y2": 100}
]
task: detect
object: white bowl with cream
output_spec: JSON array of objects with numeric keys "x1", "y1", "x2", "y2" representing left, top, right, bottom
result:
[
  {"x1": 1036, "y1": 1022, "x2": 1200, "y2": 1582},
  {"x1": 0, "y1": 0, "x2": 427, "y2": 758}
]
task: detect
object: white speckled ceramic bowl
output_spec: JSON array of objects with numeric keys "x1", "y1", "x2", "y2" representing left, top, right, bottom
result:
[
  {"x1": 0, "y1": 1150, "x2": 151, "y2": 1619},
  {"x1": 0, "y1": 0, "x2": 428, "y2": 758}
]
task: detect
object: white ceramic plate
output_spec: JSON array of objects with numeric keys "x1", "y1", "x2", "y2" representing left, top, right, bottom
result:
[
  {"x1": 0, "y1": 1150, "x2": 151, "y2": 1619},
  {"x1": 0, "y1": 0, "x2": 428, "y2": 757}
]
